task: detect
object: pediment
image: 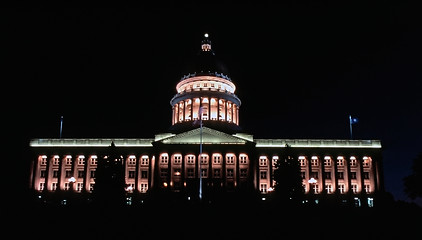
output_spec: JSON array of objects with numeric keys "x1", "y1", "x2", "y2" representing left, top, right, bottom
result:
[{"x1": 159, "y1": 127, "x2": 249, "y2": 144}]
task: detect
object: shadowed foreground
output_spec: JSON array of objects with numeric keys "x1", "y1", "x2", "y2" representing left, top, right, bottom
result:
[{"x1": 13, "y1": 200, "x2": 421, "y2": 240}]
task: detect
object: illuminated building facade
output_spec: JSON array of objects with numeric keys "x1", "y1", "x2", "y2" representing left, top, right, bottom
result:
[{"x1": 28, "y1": 34, "x2": 384, "y2": 207}]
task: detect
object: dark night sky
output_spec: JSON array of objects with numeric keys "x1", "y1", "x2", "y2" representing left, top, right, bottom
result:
[{"x1": 4, "y1": 3, "x2": 421, "y2": 206}]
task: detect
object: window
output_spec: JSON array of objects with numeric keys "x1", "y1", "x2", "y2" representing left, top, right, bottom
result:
[
  {"x1": 364, "y1": 184, "x2": 371, "y2": 193},
  {"x1": 65, "y1": 170, "x2": 72, "y2": 178},
  {"x1": 312, "y1": 184, "x2": 319, "y2": 194},
  {"x1": 90, "y1": 170, "x2": 96, "y2": 178},
  {"x1": 52, "y1": 182, "x2": 58, "y2": 191},
  {"x1": 226, "y1": 154, "x2": 235, "y2": 164},
  {"x1": 128, "y1": 171, "x2": 136, "y2": 178},
  {"x1": 259, "y1": 156, "x2": 267, "y2": 166},
  {"x1": 350, "y1": 157, "x2": 357, "y2": 167},
  {"x1": 260, "y1": 170, "x2": 267, "y2": 179},
  {"x1": 271, "y1": 156, "x2": 279, "y2": 166},
  {"x1": 325, "y1": 184, "x2": 333, "y2": 194},
  {"x1": 201, "y1": 168, "x2": 208, "y2": 178},
  {"x1": 128, "y1": 157, "x2": 136, "y2": 165},
  {"x1": 338, "y1": 184, "x2": 345, "y2": 194},
  {"x1": 337, "y1": 157, "x2": 344, "y2": 166},
  {"x1": 363, "y1": 172, "x2": 370, "y2": 179},
  {"x1": 300, "y1": 172, "x2": 306, "y2": 179},
  {"x1": 140, "y1": 183, "x2": 148, "y2": 193},
  {"x1": 363, "y1": 157, "x2": 371, "y2": 167},
  {"x1": 39, "y1": 182, "x2": 45, "y2": 191},
  {"x1": 337, "y1": 172, "x2": 344, "y2": 179},
  {"x1": 200, "y1": 154, "x2": 208, "y2": 165},
  {"x1": 160, "y1": 168, "x2": 168, "y2": 177},
  {"x1": 53, "y1": 157, "x2": 60, "y2": 165},
  {"x1": 77, "y1": 183, "x2": 83, "y2": 192},
  {"x1": 187, "y1": 155, "x2": 195, "y2": 164},
  {"x1": 227, "y1": 169, "x2": 234, "y2": 178},
  {"x1": 40, "y1": 157, "x2": 47, "y2": 165},
  {"x1": 260, "y1": 183, "x2": 268, "y2": 193},
  {"x1": 213, "y1": 154, "x2": 221, "y2": 164},
  {"x1": 174, "y1": 154, "x2": 182, "y2": 164},
  {"x1": 211, "y1": 168, "x2": 219, "y2": 178},
  {"x1": 311, "y1": 156, "x2": 319, "y2": 166},
  {"x1": 240, "y1": 169, "x2": 247, "y2": 178},
  {"x1": 160, "y1": 154, "x2": 169, "y2": 164},
  {"x1": 40, "y1": 170, "x2": 46, "y2": 178},
  {"x1": 141, "y1": 156, "x2": 149, "y2": 165},
  {"x1": 141, "y1": 170, "x2": 148, "y2": 179},
  {"x1": 78, "y1": 157, "x2": 85, "y2": 165},
  {"x1": 351, "y1": 184, "x2": 358, "y2": 193},
  {"x1": 324, "y1": 156, "x2": 331, "y2": 166},
  {"x1": 91, "y1": 156, "x2": 97, "y2": 165},
  {"x1": 239, "y1": 154, "x2": 248, "y2": 164},
  {"x1": 78, "y1": 170, "x2": 85, "y2": 178},
  {"x1": 350, "y1": 172, "x2": 356, "y2": 179},
  {"x1": 299, "y1": 156, "x2": 306, "y2": 166},
  {"x1": 187, "y1": 168, "x2": 195, "y2": 178},
  {"x1": 53, "y1": 170, "x2": 59, "y2": 178},
  {"x1": 311, "y1": 172, "x2": 319, "y2": 179},
  {"x1": 324, "y1": 171, "x2": 331, "y2": 179}
]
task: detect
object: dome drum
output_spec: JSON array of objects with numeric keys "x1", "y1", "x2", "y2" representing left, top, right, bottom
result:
[{"x1": 170, "y1": 90, "x2": 241, "y2": 107}]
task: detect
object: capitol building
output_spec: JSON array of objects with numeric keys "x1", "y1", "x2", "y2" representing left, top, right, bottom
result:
[{"x1": 28, "y1": 34, "x2": 384, "y2": 207}]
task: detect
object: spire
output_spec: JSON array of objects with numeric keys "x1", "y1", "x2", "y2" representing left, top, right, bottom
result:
[{"x1": 201, "y1": 33, "x2": 213, "y2": 54}]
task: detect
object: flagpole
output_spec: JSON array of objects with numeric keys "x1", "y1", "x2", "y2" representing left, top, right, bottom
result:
[
  {"x1": 60, "y1": 116, "x2": 63, "y2": 139},
  {"x1": 349, "y1": 115, "x2": 353, "y2": 139},
  {"x1": 199, "y1": 117, "x2": 203, "y2": 201}
]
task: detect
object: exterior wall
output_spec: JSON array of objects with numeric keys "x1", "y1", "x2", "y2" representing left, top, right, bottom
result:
[{"x1": 29, "y1": 138, "x2": 383, "y2": 207}]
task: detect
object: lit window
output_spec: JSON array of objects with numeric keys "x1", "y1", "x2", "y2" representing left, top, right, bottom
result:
[
  {"x1": 141, "y1": 156, "x2": 149, "y2": 165},
  {"x1": 259, "y1": 156, "x2": 267, "y2": 166},
  {"x1": 350, "y1": 156, "x2": 357, "y2": 167},
  {"x1": 324, "y1": 156, "x2": 331, "y2": 166},
  {"x1": 311, "y1": 156, "x2": 319, "y2": 166},
  {"x1": 337, "y1": 156, "x2": 344, "y2": 166}
]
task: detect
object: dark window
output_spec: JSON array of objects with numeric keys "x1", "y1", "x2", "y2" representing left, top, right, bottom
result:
[
  {"x1": 160, "y1": 168, "x2": 168, "y2": 177},
  {"x1": 141, "y1": 170, "x2": 148, "y2": 179},
  {"x1": 364, "y1": 172, "x2": 370, "y2": 179},
  {"x1": 324, "y1": 172, "x2": 331, "y2": 179}
]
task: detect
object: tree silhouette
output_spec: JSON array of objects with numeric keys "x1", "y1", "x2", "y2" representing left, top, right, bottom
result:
[
  {"x1": 272, "y1": 144, "x2": 304, "y2": 205},
  {"x1": 403, "y1": 152, "x2": 422, "y2": 201},
  {"x1": 91, "y1": 142, "x2": 127, "y2": 207}
]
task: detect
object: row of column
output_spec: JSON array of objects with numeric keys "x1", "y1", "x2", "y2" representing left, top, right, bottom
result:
[
  {"x1": 257, "y1": 154, "x2": 378, "y2": 195},
  {"x1": 172, "y1": 97, "x2": 239, "y2": 125},
  {"x1": 154, "y1": 152, "x2": 252, "y2": 191}
]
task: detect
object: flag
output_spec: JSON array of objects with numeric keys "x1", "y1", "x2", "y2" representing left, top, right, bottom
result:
[{"x1": 350, "y1": 116, "x2": 358, "y2": 124}]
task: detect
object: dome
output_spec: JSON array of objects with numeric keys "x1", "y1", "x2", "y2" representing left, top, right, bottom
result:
[{"x1": 169, "y1": 33, "x2": 242, "y2": 134}]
